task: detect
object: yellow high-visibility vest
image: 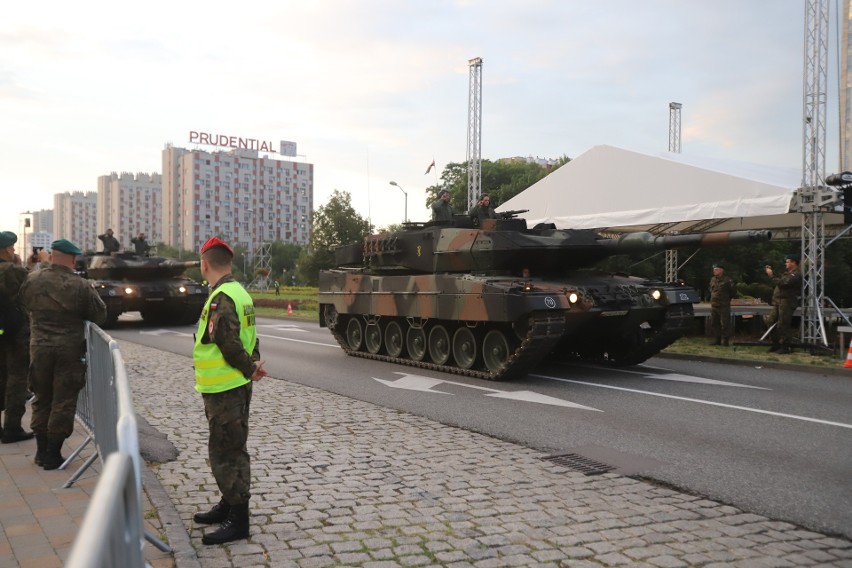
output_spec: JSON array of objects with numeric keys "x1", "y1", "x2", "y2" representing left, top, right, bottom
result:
[{"x1": 193, "y1": 281, "x2": 256, "y2": 393}]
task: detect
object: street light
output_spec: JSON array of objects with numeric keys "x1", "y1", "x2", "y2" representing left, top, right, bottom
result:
[{"x1": 389, "y1": 181, "x2": 408, "y2": 223}]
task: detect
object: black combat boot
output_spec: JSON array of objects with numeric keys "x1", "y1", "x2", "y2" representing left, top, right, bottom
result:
[
  {"x1": 194, "y1": 499, "x2": 231, "y2": 524},
  {"x1": 722, "y1": 338, "x2": 730, "y2": 347},
  {"x1": 34, "y1": 434, "x2": 48, "y2": 466},
  {"x1": 41, "y1": 438, "x2": 66, "y2": 470},
  {"x1": 777, "y1": 345, "x2": 792, "y2": 355},
  {"x1": 202, "y1": 502, "x2": 249, "y2": 545},
  {"x1": 1, "y1": 426, "x2": 34, "y2": 443}
]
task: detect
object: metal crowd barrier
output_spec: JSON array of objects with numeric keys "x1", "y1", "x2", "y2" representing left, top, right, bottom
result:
[
  {"x1": 63, "y1": 323, "x2": 172, "y2": 567},
  {"x1": 65, "y1": 453, "x2": 144, "y2": 568}
]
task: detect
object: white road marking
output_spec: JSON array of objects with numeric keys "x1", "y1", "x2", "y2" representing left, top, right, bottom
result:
[
  {"x1": 256, "y1": 333, "x2": 338, "y2": 348},
  {"x1": 257, "y1": 324, "x2": 308, "y2": 332},
  {"x1": 533, "y1": 373, "x2": 852, "y2": 429},
  {"x1": 140, "y1": 329, "x2": 192, "y2": 337},
  {"x1": 572, "y1": 363, "x2": 769, "y2": 389},
  {"x1": 374, "y1": 373, "x2": 601, "y2": 411}
]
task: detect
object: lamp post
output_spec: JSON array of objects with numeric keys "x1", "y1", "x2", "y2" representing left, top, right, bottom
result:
[{"x1": 389, "y1": 181, "x2": 408, "y2": 223}]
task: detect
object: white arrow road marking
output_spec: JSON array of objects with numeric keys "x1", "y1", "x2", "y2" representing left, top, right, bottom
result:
[
  {"x1": 572, "y1": 363, "x2": 769, "y2": 390},
  {"x1": 533, "y1": 373, "x2": 852, "y2": 429},
  {"x1": 374, "y1": 375, "x2": 452, "y2": 393},
  {"x1": 374, "y1": 373, "x2": 600, "y2": 411},
  {"x1": 140, "y1": 329, "x2": 193, "y2": 337}
]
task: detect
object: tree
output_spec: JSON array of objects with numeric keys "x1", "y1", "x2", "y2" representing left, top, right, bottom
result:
[
  {"x1": 424, "y1": 157, "x2": 569, "y2": 215},
  {"x1": 297, "y1": 190, "x2": 372, "y2": 285}
]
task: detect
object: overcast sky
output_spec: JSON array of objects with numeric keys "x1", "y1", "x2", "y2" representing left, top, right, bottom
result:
[{"x1": 0, "y1": 0, "x2": 831, "y2": 240}]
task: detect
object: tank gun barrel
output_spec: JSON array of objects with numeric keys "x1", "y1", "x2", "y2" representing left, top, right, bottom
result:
[
  {"x1": 497, "y1": 209, "x2": 529, "y2": 219},
  {"x1": 161, "y1": 260, "x2": 201, "y2": 269},
  {"x1": 607, "y1": 229, "x2": 772, "y2": 252}
]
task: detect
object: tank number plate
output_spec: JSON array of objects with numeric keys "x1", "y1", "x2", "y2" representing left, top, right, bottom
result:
[
  {"x1": 544, "y1": 297, "x2": 557, "y2": 308},
  {"x1": 600, "y1": 310, "x2": 628, "y2": 317}
]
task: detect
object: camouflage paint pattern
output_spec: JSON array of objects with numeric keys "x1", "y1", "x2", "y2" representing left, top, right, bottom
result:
[
  {"x1": 766, "y1": 267, "x2": 803, "y2": 346},
  {"x1": 0, "y1": 261, "x2": 30, "y2": 430}
]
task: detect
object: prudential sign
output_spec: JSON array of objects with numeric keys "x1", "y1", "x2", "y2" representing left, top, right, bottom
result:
[{"x1": 189, "y1": 130, "x2": 297, "y2": 157}]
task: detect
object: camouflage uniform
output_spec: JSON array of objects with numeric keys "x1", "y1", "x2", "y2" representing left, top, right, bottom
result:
[
  {"x1": 765, "y1": 266, "x2": 802, "y2": 348},
  {"x1": 0, "y1": 260, "x2": 30, "y2": 436},
  {"x1": 19, "y1": 264, "x2": 106, "y2": 442},
  {"x1": 199, "y1": 274, "x2": 260, "y2": 507},
  {"x1": 431, "y1": 199, "x2": 454, "y2": 222},
  {"x1": 708, "y1": 274, "x2": 736, "y2": 344},
  {"x1": 468, "y1": 204, "x2": 496, "y2": 225},
  {"x1": 130, "y1": 236, "x2": 150, "y2": 255}
]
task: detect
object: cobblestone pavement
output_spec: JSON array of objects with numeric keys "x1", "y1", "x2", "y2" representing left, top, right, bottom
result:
[{"x1": 119, "y1": 341, "x2": 852, "y2": 568}]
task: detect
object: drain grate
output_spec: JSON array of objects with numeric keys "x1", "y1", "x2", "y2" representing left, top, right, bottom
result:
[{"x1": 543, "y1": 453, "x2": 617, "y2": 476}]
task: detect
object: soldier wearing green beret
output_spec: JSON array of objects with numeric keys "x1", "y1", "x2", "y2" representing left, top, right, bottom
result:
[
  {"x1": 0, "y1": 231, "x2": 34, "y2": 444},
  {"x1": 764, "y1": 254, "x2": 802, "y2": 354},
  {"x1": 708, "y1": 264, "x2": 736, "y2": 347},
  {"x1": 19, "y1": 238, "x2": 107, "y2": 469}
]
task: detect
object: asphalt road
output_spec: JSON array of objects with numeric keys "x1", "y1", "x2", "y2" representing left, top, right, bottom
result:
[{"x1": 108, "y1": 314, "x2": 852, "y2": 539}]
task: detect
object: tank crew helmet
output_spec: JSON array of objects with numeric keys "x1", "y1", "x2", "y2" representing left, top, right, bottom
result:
[
  {"x1": 712, "y1": 263, "x2": 723, "y2": 269},
  {"x1": 51, "y1": 239, "x2": 82, "y2": 256},
  {"x1": 200, "y1": 236, "x2": 234, "y2": 257},
  {"x1": 785, "y1": 253, "x2": 800, "y2": 263},
  {"x1": 0, "y1": 231, "x2": 17, "y2": 248}
]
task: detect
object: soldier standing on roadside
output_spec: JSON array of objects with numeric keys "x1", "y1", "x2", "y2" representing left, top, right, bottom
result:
[
  {"x1": 708, "y1": 263, "x2": 736, "y2": 346},
  {"x1": 192, "y1": 237, "x2": 266, "y2": 545},
  {"x1": 97, "y1": 228, "x2": 120, "y2": 254},
  {"x1": 20, "y1": 239, "x2": 107, "y2": 469},
  {"x1": 764, "y1": 254, "x2": 802, "y2": 354},
  {"x1": 0, "y1": 231, "x2": 34, "y2": 444}
]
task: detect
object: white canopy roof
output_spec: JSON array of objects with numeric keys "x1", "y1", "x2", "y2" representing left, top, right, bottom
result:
[{"x1": 498, "y1": 145, "x2": 844, "y2": 236}]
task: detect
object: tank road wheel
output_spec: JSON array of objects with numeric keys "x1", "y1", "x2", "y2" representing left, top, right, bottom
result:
[
  {"x1": 384, "y1": 321, "x2": 405, "y2": 358},
  {"x1": 428, "y1": 325, "x2": 451, "y2": 365},
  {"x1": 323, "y1": 305, "x2": 339, "y2": 330},
  {"x1": 483, "y1": 329, "x2": 510, "y2": 374},
  {"x1": 346, "y1": 318, "x2": 364, "y2": 351},
  {"x1": 365, "y1": 323, "x2": 382, "y2": 354},
  {"x1": 406, "y1": 326, "x2": 427, "y2": 361},
  {"x1": 452, "y1": 327, "x2": 477, "y2": 369}
]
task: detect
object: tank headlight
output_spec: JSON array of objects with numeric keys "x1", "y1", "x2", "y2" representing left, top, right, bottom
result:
[
  {"x1": 178, "y1": 286, "x2": 187, "y2": 293},
  {"x1": 124, "y1": 287, "x2": 134, "y2": 295},
  {"x1": 651, "y1": 289, "x2": 662, "y2": 301},
  {"x1": 568, "y1": 292, "x2": 579, "y2": 304}
]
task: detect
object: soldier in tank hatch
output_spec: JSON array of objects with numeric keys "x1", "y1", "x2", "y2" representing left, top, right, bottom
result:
[
  {"x1": 431, "y1": 189, "x2": 454, "y2": 222},
  {"x1": 468, "y1": 193, "x2": 497, "y2": 226},
  {"x1": 131, "y1": 232, "x2": 151, "y2": 256},
  {"x1": 97, "y1": 228, "x2": 120, "y2": 253}
]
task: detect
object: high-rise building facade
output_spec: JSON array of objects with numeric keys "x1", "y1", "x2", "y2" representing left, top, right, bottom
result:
[
  {"x1": 97, "y1": 172, "x2": 162, "y2": 250},
  {"x1": 16, "y1": 209, "x2": 54, "y2": 259},
  {"x1": 162, "y1": 145, "x2": 313, "y2": 252},
  {"x1": 53, "y1": 191, "x2": 98, "y2": 252}
]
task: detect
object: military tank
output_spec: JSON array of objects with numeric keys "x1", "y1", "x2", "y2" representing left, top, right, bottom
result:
[
  {"x1": 78, "y1": 252, "x2": 208, "y2": 328},
  {"x1": 318, "y1": 212, "x2": 771, "y2": 381}
]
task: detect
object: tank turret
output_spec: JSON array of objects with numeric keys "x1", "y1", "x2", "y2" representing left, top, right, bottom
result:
[
  {"x1": 320, "y1": 214, "x2": 772, "y2": 381},
  {"x1": 79, "y1": 252, "x2": 207, "y2": 328},
  {"x1": 335, "y1": 218, "x2": 770, "y2": 275}
]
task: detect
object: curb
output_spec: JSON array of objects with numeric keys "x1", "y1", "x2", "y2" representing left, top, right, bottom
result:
[
  {"x1": 141, "y1": 463, "x2": 201, "y2": 568},
  {"x1": 657, "y1": 351, "x2": 852, "y2": 377}
]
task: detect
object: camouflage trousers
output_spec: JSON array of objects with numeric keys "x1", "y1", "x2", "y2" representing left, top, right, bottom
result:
[
  {"x1": 710, "y1": 303, "x2": 732, "y2": 340},
  {"x1": 29, "y1": 344, "x2": 87, "y2": 440},
  {"x1": 0, "y1": 333, "x2": 30, "y2": 430},
  {"x1": 765, "y1": 300, "x2": 796, "y2": 346},
  {"x1": 203, "y1": 382, "x2": 253, "y2": 506}
]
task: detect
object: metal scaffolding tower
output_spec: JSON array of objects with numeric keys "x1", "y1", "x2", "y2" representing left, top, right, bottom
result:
[
  {"x1": 466, "y1": 57, "x2": 483, "y2": 211},
  {"x1": 665, "y1": 102, "x2": 683, "y2": 282},
  {"x1": 798, "y1": 0, "x2": 835, "y2": 347}
]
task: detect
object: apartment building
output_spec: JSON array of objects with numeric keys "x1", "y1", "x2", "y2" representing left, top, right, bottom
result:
[
  {"x1": 53, "y1": 191, "x2": 98, "y2": 252},
  {"x1": 97, "y1": 172, "x2": 162, "y2": 250}
]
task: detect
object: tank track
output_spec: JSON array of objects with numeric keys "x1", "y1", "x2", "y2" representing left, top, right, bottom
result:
[
  {"x1": 611, "y1": 303, "x2": 694, "y2": 365},
  {"x1": 328, "y1": 313, "x2": 566, "y2": 381}
]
